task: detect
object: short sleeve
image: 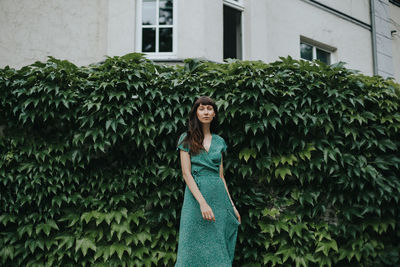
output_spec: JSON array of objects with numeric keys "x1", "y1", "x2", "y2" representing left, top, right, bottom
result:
[
  {"x1": 221, "y1": 138, "x2": 228, "y2": 153},
  {"x1": 177, "y1": 133, "x2": 190, "y2": 152}
]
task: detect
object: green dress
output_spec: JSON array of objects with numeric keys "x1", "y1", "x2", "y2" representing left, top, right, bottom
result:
[{"x1": 175, "y1": 132, "x2": 240, "y2": 267}]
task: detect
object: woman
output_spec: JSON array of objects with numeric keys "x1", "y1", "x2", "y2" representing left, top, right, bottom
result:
[{"x1": 174, "y1": 96, "x2": 241, "y2": 267}]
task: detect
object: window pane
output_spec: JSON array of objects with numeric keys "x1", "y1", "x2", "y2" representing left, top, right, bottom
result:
[
  {"x1": 316, "y1": 48, "x2": 330, "y2": 64},
  {"x1": 142, "y1": 28, "x2": 156, "y2": 52},
  {"x1": 159, "y1": 28, "x2": 173, "y2": 52},
  {"x1": 142, "y1": 0, "x2": 156, "y2": 25},
  {"x1": 159, "y1": 0, "x2": 173, "y2": 25},
  {"x1": 300, "y1": 43, "x2": 313, "y2": 60}
]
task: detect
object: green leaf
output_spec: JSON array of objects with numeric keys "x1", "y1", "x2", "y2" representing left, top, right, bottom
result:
[
  {"x1": 111, "y1": 220, "x2": 132, "y2": 240},
  {"x1": 259, "y1": 221, "x2": 275, "y2": 237},
  {"x1": 17, "y1": 224, "x2": 33, "y2": 238},
  {"x1": 75, "y1": 237, "x2": 96, "y2": 256},
  {"x1": 315, "y1": 240, "x2": 338, "y2": 256},
  {"x1": 0, "y1": 214, "x2": 16, "y2": 226},
  {"x1": 55, "y1": 235, "x2": 75, "y2": 250},
  {"x1": 35, "y1": 220, "x2": 59, "y2": 236},
  {"x1": 239, "y1": 147, "x2": 257, "y2": 162},
  {"x1": 126, "y1": 231, "x2": 151, "y2": 246},
  {"x1": 262, "y1": 207, "x2": 280, "y2": 219},
  {"x1": 275, "y1": 167, "x2": 292, "y2": 180},
  {"x1": 0, "y1": 246, "x2": 14, "y2": 261},
  {"x1": 110, "y1": 243, "x2": 132, "y2": 260},
  {"x1": 263, "y1": 254, "x2": 282, "y2": 266}
]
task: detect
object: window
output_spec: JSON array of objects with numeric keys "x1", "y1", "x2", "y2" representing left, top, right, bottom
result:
[
  {"x1": 389, "y1": 0, "x2": 400, "y2": 7},
  {"x1": 223, "y1": 5, "x2": 243, "y2": 60},
  {"x1": 300, "y1": 42, "x2": 331, "y2": 65},
  {"x1": 138, "y1": 0, "x2": 176, "y2": 56},
  {"x1": 299, "y1": 36, "x2": 336, "y2": 65},
  {"x1": 223, "y1": 0, "x2": 244, "y2": 60}
]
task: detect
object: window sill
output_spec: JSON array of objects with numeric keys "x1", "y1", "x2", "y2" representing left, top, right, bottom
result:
[{"x1": 143, "y1": 53, "x2": 179, "y2": 61}]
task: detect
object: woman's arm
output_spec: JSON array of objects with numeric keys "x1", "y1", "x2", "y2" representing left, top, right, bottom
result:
[
  {"x1": 179, "y1": 150, "x2": 207, "y2": 205},
  {"x1": 219, "y1": 153, "x2": 236, "y2": 208}
]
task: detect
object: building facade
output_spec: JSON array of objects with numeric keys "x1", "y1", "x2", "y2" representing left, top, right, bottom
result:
[{"x1": 1, "y1": 0, "x2": 399, "y2": 82}]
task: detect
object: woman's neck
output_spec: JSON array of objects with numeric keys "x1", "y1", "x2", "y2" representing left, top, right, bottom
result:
[{"x1": 202, "y1": 124, "x2": 211, "y2": 136}]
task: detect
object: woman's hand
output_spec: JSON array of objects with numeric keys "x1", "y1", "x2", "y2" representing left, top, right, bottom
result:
[
  {"x1": 233, "y1": 206, "x2": 241, "y2": 224},
  {"x1": 200, "y1": 202, "x2": 215, "y2": 222}
]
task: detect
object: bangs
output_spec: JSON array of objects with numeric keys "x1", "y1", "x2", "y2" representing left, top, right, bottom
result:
[{"x1": 198, "y1": 98, "x2": 214, "y2": 106}]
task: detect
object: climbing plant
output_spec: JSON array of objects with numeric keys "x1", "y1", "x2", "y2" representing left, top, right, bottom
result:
[{"x1": 0, "y1": 53, "x2": 399, "y2": 266}]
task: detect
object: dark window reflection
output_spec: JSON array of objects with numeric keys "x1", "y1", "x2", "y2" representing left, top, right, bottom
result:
[
  {"x1": 142, "y1": 28, "x2": 156, "y2": 52},
  {"x1": 300, "y1": 43, "x2": 313, "y2": 61},
  {"x1": 142, "y1": 0, "x2": 156, "y2": 25},
  {"x1": 159, "y1": 0, "x2": 173, "y2": 25},
  {"x1": 159, "y1": 28, "x2": 173, "y2": 52},
  {"x1": 316, "y1": 48, "x2": 330, "y2": 64}
]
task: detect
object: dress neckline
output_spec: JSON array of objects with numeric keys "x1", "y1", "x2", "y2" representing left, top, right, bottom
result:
[{"x1": 204, "y1": 133, "x2": 214, "y2": 154}]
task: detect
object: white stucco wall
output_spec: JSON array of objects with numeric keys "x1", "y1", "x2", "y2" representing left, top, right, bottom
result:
[
  {"x1": 0, "y1": 0, "x2": 397, "y2": 83},
  {"x1": 0, "y1": 0, "x2": 108, "y2": 69},
  {"x1": 244, "y1": 0, "x2": 373, "y2": 76},
  {"x1": 389, "y1": 2, "x2": 400, "y2": 82},
  {"x1": 0, "y1": 0, "x2": 223, "y2": 67},
  {"x1": 107, "y1": 0, "x2": 136, "y2": 57},
  {"x1": 374, "y1": 0, "x2": 395, "y2": 78},
  {"x1": 314, "y1": 0, "x2": 370, "y2": 24},
  {"x1": 177, "y1": 0, "x2": 222, "y2": 62}
]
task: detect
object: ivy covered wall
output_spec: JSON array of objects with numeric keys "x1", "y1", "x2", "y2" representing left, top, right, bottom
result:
[{"x1": 0, "y1": 53, "x2": 399, "y2": 266}]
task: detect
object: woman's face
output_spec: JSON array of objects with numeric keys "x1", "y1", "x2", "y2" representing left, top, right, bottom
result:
[{"x1": 196, "y1": 104, "x2": 215, "y2": 124}]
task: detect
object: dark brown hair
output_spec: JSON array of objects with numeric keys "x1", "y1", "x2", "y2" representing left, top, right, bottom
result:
[{"x1": 178, "y1": 96, "x2": 219, "y2": 155}]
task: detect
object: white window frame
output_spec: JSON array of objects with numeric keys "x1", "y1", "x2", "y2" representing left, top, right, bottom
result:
[
  {"x1": 300, "y1": 36, "x2": 336, "y2": 64},
  {"x1": 301, "y1": 43, "x2": 331, "y2": 63},
  {"x1": 136, "y1": 0, "x2": 178, "y2": 60},
  {"x1": 223, "y1": 0, "x2": 244, "y2": 10}
]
